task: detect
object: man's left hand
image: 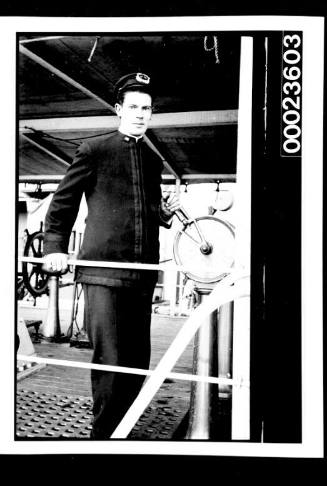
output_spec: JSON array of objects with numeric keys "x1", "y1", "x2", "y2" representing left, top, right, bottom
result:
[{"x1": 160, "y1": 192, "x2": 181, "y2": 217}]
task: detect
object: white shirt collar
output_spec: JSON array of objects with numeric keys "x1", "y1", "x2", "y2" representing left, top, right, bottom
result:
[{"x1": 118, "y1": 128, "x2": 143, "y2": 141}]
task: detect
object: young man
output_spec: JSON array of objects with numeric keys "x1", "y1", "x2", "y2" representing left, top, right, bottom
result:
[{"x1": 43, "y1": 73, "x2": 180, "y2": 439}]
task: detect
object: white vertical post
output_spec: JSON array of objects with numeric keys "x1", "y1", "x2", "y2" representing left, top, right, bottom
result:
[
  {"x1": 165, "y1": 269, "x2": 178, "y2": 316},
  {"x1": 231, "y1": 36, "x2": 253, "y2": 440},
  {"x1": 165, "y1": 178, "x2": 181, "y2": 316}
]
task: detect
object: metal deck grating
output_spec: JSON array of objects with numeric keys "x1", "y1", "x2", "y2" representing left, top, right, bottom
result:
[
  {"x1": 16, "y1": 383, "x2": 190, "y2": 440},
  {"x1": 128, "y1": 398, "x2": 186, "y2": 440},
  {"x1": 16, "y1": 317, "x2": 193, "y2": 440},
  {"x1": 16, "y1": 389, "x2": 93, "y2": 439}
]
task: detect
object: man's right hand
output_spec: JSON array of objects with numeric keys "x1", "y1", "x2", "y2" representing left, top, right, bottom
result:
[{"x1": 43, "y1": 253, "x2": 69, "y2": 274}]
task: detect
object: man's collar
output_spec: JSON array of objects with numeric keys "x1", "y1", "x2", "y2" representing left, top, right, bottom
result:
[{"x1": 118, "y1": 128, "x2": 143, "y2": 142}]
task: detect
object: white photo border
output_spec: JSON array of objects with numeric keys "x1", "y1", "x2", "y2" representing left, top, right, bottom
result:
[{"x1": 0, "y1": 15, "x2": 324, "y2": 457}]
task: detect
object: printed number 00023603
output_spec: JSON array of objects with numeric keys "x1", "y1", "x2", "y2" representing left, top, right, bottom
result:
[{"x1": 281, "y1": 33, "x2": 302, "y2": 156}]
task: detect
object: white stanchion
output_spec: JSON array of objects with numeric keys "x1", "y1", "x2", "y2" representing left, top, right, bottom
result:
[
  {"x1": 111, "y1": 273, "x2": 250, "y2": 439},
  {"x1": 231, "y1": 36, "x2": 253, "y2": 440}
]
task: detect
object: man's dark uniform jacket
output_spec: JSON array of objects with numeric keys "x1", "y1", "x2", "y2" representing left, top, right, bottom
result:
[{"x1": 43, "y1": 130, "x2": 170, "y2": 287}]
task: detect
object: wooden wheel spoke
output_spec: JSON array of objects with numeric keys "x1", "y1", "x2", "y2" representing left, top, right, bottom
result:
[
  {"x1": 22, "y1": 231, "x2": 49, "y2": 297},
  {"x1": 37, "y1": 237, "x2": 43, "y2": 254},
  {"x1": 28, "y1": 266, "x2": 37, "y2": 278},
  {"x1": 30, "y1": 241, "x2": 37, "y2": 257}
]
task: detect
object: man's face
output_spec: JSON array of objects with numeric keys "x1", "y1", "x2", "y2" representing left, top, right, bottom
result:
[{"x1": 115, "y1": 91, "x2": 152, "y2": 137}]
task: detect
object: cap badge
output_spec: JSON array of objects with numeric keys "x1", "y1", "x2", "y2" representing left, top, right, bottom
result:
[{"x1": 136, "y1": 73, "x2": 150, "y2": 84}]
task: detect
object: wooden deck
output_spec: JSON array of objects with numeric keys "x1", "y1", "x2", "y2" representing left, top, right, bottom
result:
[
  {"x1": 16, "y1": 311, "x2": 195, "y2": 439},
  {"x1": 17, "y1": 313, "x2": 194, "y2": 395}
]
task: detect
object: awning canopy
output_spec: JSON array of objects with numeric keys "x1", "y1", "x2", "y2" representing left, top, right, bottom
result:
[{"x1": 19, "y1": 34, "x2": 241, "y2": 185}]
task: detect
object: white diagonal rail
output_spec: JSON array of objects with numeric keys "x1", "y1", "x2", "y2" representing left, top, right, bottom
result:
[{"x1": 111, "y1": 271, "x2": 249, "y2": 438}]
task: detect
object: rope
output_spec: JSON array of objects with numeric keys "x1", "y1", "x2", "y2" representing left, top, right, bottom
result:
[
  {"x1": 204, "y1": 35, "x2": 220, "y2": 64},
  {"x1": 88, "y1": 36, "x2": 100, "y2": 63}
]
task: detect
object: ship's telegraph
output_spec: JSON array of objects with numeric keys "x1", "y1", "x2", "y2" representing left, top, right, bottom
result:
[{"x1": 173, "y1": 206, "x2": 235, "y2": 285}]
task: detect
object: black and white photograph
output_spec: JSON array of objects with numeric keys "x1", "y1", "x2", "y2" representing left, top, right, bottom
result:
[{"x1": 0, "y1": 15, "x2": 324, "y2": 459}]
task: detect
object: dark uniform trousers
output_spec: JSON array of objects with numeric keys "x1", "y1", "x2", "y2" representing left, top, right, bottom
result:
[{"x1": 83, "y1": 283, "x2": 155, "y2": 439}]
